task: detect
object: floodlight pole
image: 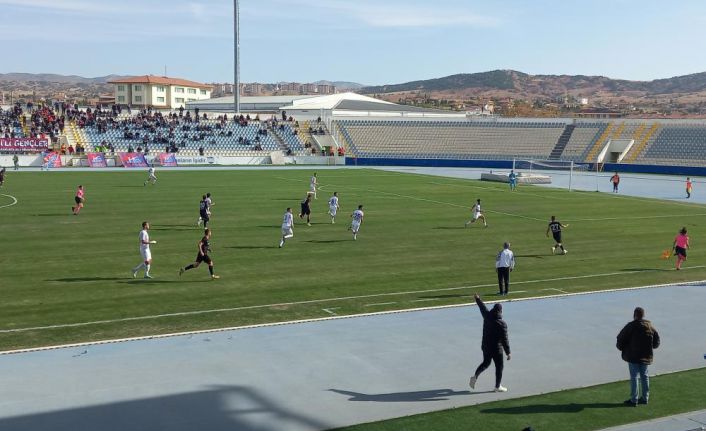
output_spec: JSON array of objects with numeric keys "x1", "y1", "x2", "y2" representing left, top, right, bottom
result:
[{"x1": 234, "y1": 0, "x2": 240, "y2": 115}]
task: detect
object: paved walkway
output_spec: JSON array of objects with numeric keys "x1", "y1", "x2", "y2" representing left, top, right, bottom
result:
[
  {"x1": 599, "y1": 409, "x2": 706, "y2": 431},
  {"x1": 0, "y1": 284, "x2": 704, "y2": 431}
]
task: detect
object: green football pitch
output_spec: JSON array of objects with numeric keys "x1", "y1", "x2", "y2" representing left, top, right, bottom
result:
[{"x1": 0, "y1": 168, "x2": 704, "y2": 351}]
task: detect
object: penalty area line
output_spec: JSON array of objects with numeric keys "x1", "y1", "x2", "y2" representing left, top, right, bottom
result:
[
  {"x1": 0, "y1": 194, "x2": 18, "y2": 209},
  {"x1": 1, "y1": 266, "x2": 704, "y2": 338}
]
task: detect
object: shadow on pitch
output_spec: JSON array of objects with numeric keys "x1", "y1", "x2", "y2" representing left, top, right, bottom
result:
[
  {"x1": 328, "y1": 388, "x2": 472, "y2": 402},
  {"x1": 151, "y1": 225, "x2": 197, "y2": 231},
  {"x1": 621, "y1": 268, "x2": 672, "y2": 272},
  {"x1": 49, "y1": 277, "x2": 126, "y2": 282},
  {"x1": 481, "y1": 402, "x2": 624, "y2": 415},
  {"x1": 34, "y1": 213, "x2": 70, "y2": 217},
  {"x1": 225, "y1": 245, "x2": 275, "y2": 249},
  {"x1": 416, "y1": 294, "x2": 467, "y2": 300},
  {"x1": 515, "y1": 254, "x2": 546, "y2": 259}
]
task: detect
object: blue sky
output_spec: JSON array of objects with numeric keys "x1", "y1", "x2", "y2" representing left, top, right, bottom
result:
[{"x1": 1, "y1": 0, "x2": 705, "y2": 85}]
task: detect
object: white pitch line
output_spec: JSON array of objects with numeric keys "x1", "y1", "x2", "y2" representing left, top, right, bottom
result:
[
  {"x1": 543, "y1": 288, "x2": 569, "y2": 294},
  {"x1": 322, "y1": 308, "x2": 339, "y2": 316},
  {"x1": 0, "y1": 194, "x2": 18, "y2": 209},
  {"x1": 568, "y1": 213, "x2": 706, "y2": 222},
  {"x1": 364, "y1": 302, "x2": 397, "y2": 307},
  {"x1": 3, "y1": 265, "x2": 704, "y2": 335},
  {"x1": 410, "y1": 298, "x2": 443, "y2": 303},
  {"x1": 277, "y1": 176, "x2": 546, "y2": 222},
  {"x1": 4, "y1": 279, "x2": 706, "y2": 356}
]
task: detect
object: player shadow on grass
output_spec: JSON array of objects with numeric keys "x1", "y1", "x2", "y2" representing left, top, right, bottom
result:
[
  {"x1": 480, "y1": 402, "x2": 624, "y2": 415},
  {"x1": 34, "y1": 213, "x2": 70, "y2": 217},
  {"x1": 151, "y1": 224, "x2": 197, "y2": 231},
  {"x1": 225, "y1": 245, "x2": 276, "y2": 250},
  {"x1": 621, "y1": 267, "x2": 673, "y2": 272},
  {"x1": 328, "y1": 388, "x2": 475, "y2": 402},
  {"x1": 49, "y1": 277, "x2": 126, "y2": 282},
  {"x1": 514, "y1": 254, "x2": 546, "y2": 259}
]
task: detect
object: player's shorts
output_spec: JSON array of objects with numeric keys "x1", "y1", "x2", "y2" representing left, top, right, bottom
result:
[
  {"x1": 473, "y1": 212, "x2": 482, "y2": 220},
  {"x1": 281, "y1": 225, "x2": 293, "y2": 236},
  {"x1": 310, "y1": 184, "x2": 316, "y2": 192},
  {"x1": 140, "y1": 248, "x2": 152, "y2": 261},
  {"x1": 552, "y1": 232, "x2": 562, "y2": 243},
  {"x1": 75, "y1": 196, "x2": 83, "y2": 205},
  {"x1": 675, "y1": 246, "x2": 687, "y2": 258},
  {"x1": 148, "y1": 174, "x2": 157, "y2": 180},
  {"x1": 300, "y1": 205, "x2": 311, "y2": 215},
  {"x1": 196, "y1": 253, "x2": 212, "y2": 265},
  {"x1": 200, "y1": 211, "x2": 210, "y2": 222},
  {"x1": 329, "y1": 206, "x2": 337, "y2": 216},
  {"x1": 351, "y1": 221, "x2": 361, "y2": 232}
]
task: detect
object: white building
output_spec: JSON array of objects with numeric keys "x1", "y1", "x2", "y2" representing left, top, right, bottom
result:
[{"x1": 109, "y1": 75, "x2": 212, "y2": 109}]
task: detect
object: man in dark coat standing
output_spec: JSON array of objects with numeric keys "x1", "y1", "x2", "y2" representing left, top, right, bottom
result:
[
  {"x1": 469, "y1": 294, "x2": 511, "y2": 392},
  {"x1": 616, "y1": 307, "x2": 660, "y2": 406}
]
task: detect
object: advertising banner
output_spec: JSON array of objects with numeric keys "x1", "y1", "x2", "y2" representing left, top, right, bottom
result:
[
  {"x1": 119, "y1": 152, "x2": 148, "y2": 168},
  {"x1": 0, "y1": 138, "x2": 49, "y2": 152},
  {"x1": 158, "y1": 153, "x2": 178, "y2": 167},
  {"x1": 86, "y1": 152, "x2": 108, "y2": 168},
  {"x1": 43, "y1": 151, "x2": 62, "y2": 168}
]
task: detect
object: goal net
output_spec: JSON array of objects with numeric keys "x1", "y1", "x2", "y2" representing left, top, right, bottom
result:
[{"x1": 513, "y1": 159, "x2": 590, "y2": 172}]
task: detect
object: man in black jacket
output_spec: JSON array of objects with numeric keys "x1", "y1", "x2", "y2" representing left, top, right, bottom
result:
[
  {"x1": 616, "y1": 307, "x2": 660, "y2": 406},
  {"x1": 469, "y1": 294, "x2": 511, "y2": 392}
]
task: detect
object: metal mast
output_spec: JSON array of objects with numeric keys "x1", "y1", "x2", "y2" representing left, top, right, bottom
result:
[{"x1": 234, "y1": 0, "x2": 240, "y2": 114}]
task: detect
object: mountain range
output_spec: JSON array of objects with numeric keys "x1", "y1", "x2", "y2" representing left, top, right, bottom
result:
[{"x1": 360, "y1": 70, "x2": 706, "y2": 100}]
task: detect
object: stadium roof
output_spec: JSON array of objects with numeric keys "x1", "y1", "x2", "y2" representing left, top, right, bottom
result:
[{"x1": 108, "y1": 75, "x2": 213, "y2": 89}]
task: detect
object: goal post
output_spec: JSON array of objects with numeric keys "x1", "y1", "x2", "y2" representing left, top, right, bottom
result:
[{"x1": 513, "y1": 159, "x2": 590, "y2": 192}]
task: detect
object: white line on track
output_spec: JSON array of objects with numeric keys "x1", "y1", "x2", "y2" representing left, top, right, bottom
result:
[
  {"x1": 3, "y1": 265, "x2": 704, "y2": 336},
  {"x1": 0, "y1": 193, "x2": 18, "y2": 209},
  {"x1": 3, "y1": 279, "x2": 706, "y2": 356}
]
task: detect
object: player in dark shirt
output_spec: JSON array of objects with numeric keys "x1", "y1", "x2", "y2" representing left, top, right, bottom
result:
[
  {"x1": 0, "y1": 167, "x2": 5, "y2": 187},
  {"x1": 179, "y1": 228, "x2": 219, "y2": 279},
  {"x1": 546, "y1": 215, "x2": 569, "y2": 255},
  {"x1": 198, "y1": 194, "x2": 210, "y2": 228},
  {"x1": 299, "y1": 194, "x2": 312, "y2": 226}
]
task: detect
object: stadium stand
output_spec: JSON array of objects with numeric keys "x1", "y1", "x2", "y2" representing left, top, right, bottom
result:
[
  {"x1": 637, "y1": 125, "x2": 706, "y2": 166},
  {"x1": 335, "y1": 120, "x2": 566, "y2": 160},
  {"x1": 78, "y1": 110, "x2": 299, "y2": 157}
]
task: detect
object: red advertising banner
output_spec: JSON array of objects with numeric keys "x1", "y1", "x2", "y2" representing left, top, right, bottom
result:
[
  {"x1": 119, "y1": 152, "x2": 148, "y2": 168},
  {"x1": 43, "y1": 151, "x2": 62, "y2": 168},
  {"x1": 158, "y1": 153, "x2": 178, "y2": 167},
  {"x1": 86, "y1": 152, "x2": 108, "y2": 168},
  {"x1": 0, "y1": 138, "x2": 49, "y2": 152}
]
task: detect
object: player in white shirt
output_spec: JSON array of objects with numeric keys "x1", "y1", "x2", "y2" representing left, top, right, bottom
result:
[
  {"x1": 309, "y1": 172, "x2": 318, "y2": 199},
  {"x1": 465, "y1": 198, "x2": 488, "y2": 228},
  {"x1": 132, "y1": 221, "x2": 157, "y2": 278},
  {"x1": 328, "y1": 192, "x2": 340, "y2": 224},
  {"x1": 279, "y1": 207, "x2": 295, "y2": 248},
  {"x1": 144, "y1": 165, "x2": 157, "y2": 186},
  {"x1": 349, "y1": 205, "x2": 364, "y2": 240}
]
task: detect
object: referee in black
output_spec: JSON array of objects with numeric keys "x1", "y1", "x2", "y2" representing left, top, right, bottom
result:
[{"x1": 495, "y1": 242, "x2": 515, "y2": 296}]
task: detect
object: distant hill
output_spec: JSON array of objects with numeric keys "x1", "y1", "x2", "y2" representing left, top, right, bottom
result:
[
  {"x1": 314, "y1": 80, "x2": 365, "y2": 90},
  {"x1": 0, "y1": 73, "x2": 129, "y2": 84},
  {"x1": 360, "y1": 70, "x2": 706, "y2": 97}
]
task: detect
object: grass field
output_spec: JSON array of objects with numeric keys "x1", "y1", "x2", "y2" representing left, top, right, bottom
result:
[
  {"x1": 1, "y1": 168, "x2": 705, "y2": 351},
  {"x1": 337, "y1": 367, "x2": 706, "y2": 431}
]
